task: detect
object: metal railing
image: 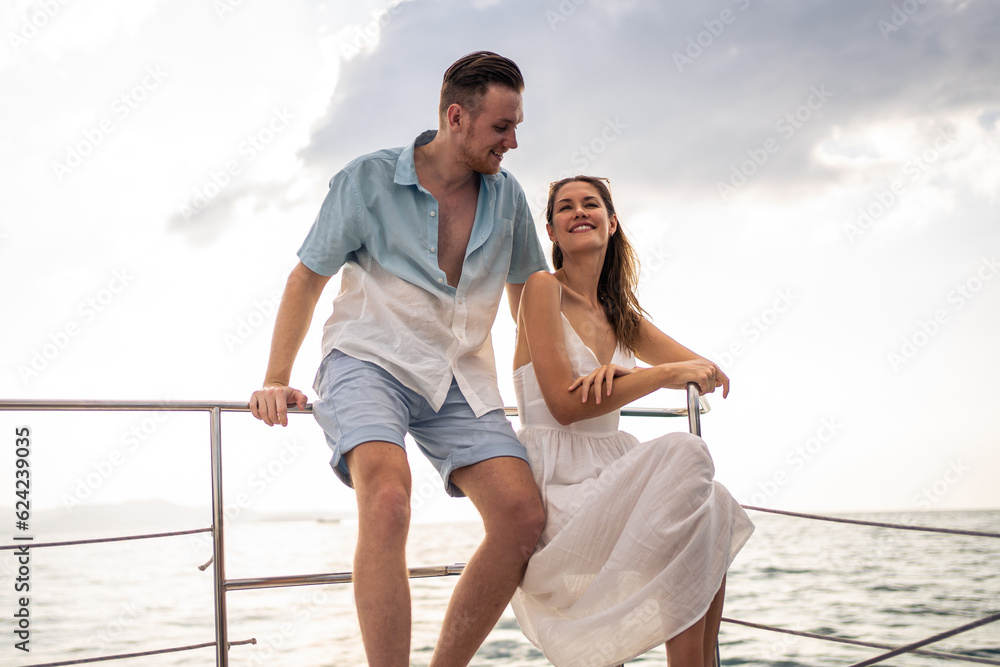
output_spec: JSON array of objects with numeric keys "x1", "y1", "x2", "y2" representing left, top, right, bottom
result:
[
  {"x1": 0, "y1": 386, "x2": 709, "y2": 666},
  {"x1": 8, "y1": 391, "x2": 994, "y2": 666}
]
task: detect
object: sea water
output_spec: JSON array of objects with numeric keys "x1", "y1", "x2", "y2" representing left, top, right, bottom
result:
[{"x1": 3, "y1": 510, "x2": 998, "y2": 666}]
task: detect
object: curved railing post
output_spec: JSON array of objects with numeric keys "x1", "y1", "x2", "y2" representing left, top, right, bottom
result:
[{"x1": 686, "y1": 382, "x2": 702, "y2": 437}]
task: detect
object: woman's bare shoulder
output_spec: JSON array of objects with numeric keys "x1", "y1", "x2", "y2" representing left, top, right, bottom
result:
[
  {"x1": 523, "y1": 270, "x2": 558, "y2": 288},
  {"x1": 522, "y1": 270, "x2": 561, "y2": 303}
]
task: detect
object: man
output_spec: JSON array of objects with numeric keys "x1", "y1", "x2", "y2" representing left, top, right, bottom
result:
[{"x1": 249, "y1": 51, "x2": 548, "y2": 666}]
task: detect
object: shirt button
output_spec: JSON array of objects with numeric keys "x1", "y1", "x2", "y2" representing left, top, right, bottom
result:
[
  {"x1": 458, "y1": 298, "x2": 464, "y2": 304},
  {"x1": 437, "y1": 277, "x2": 444, "y2": 283},
  {"x1": 430, "y1": 246, "x2": 436, "y2": 253},
  {"x1": 429, "y1": 211, "x2": 436, "y2": 217}
]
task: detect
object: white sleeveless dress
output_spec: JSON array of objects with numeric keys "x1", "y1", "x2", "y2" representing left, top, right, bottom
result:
[{"x1": 511, "y1": 313, "x2": 755, "y2": 667}]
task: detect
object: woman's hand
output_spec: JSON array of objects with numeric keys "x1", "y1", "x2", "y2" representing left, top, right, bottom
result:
[
  {"x1": 568, "y1": 364, "x2": 637, "y2": 404},
  {"x1": 658, "y1": 359, "x2": 730, "y2": 398}
]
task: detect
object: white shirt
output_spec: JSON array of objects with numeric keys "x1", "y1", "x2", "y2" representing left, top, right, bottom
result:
[{"x1": 297, "y1": 131, "x2": 548, "y2": 416}]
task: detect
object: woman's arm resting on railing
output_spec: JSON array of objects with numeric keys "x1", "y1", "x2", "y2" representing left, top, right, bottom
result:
[
  {"x1": 519, "y1": 273, "x2": 724, "y2": 426},
  {"x1": 633, "y1": 319, "x2": 729, "y2": 398}
]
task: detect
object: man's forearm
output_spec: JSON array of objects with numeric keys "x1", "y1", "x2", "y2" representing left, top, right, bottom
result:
[
  {"x1": 262, "y1": 264, "x2": 330, "y2": 386},
  {"x1": 505, "y1": 282, "x2": 525, "y2": 321}
]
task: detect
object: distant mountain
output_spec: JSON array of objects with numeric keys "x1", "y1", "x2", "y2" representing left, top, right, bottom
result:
[
  {"x1": 25, "y1": 500, "x2": 213, "y2": 535},
  {"x1": 1, "y1": 500, "x2": 351, "y2": 537}
]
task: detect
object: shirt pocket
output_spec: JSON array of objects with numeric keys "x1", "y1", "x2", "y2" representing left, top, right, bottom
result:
[{"x1": 481, "y1": 220, "x2": 514, "y2": 275}]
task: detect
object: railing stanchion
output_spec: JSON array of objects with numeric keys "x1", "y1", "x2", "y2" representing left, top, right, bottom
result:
[
  {"x1": 209, "y1": 406, "x2": 229, "y2": 667},
  {"x1": 686, "y1": 382, "x2": 702, "y2": 437}
]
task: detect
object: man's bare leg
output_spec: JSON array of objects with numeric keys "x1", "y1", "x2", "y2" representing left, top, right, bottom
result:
[
  {"x1": 429, "y1": 456, "x2": 545, "y2": 667},
  {"x1": 346, "y1": 441, "x2": 413, "y2": 667}
]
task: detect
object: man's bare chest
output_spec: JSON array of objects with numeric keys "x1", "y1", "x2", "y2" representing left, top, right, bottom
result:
[{"x1": 435, "y1": 194, "x2": 478, "y2": 285}]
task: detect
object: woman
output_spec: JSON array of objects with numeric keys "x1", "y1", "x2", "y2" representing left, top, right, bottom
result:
[{"x1": 510, "y1": 176, "x2": 754, "y2": 667}]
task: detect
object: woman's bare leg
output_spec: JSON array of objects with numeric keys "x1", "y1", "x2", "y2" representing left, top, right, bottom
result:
[
  {"x1": 702, "y1": 576, "x2": 727, "y2": 667},
  {"x1": 665, "y1": 615, "x2": 705, "y2": 667},
  {"x1": 665, "y1": 574, "x2": 727, "y2": 667}
]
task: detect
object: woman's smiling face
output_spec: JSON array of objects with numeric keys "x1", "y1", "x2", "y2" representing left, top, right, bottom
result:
[{"x1": 547, "y1": 180, "x2": 618, "y2": 250}]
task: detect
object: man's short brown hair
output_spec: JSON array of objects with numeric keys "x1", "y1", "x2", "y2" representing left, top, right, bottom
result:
[{"x1": 439, "y1": 51, "x2": 524, "y2": 121}]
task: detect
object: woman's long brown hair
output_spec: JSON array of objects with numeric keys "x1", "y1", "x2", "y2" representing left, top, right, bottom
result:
[{"x1": 546, "y1": 176, "x2": 649, "y2": 355}]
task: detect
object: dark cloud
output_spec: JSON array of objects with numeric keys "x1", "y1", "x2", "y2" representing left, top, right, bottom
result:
[{"x1": 299, "y1": 0, "x2": 1000, "y2": 200}]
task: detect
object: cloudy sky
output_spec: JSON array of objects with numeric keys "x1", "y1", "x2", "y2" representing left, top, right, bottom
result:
[{"x1": 2, "y1": 0, "x2": 998, "y2": 525}]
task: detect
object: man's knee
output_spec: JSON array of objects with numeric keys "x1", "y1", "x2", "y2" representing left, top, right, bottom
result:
[
  {"x1": 349, "y1": 443, "x2": 412, "y2": 536},
  {"x1": 361, "y1": 481, "x2": 411, "y2": 529},
  {"x1": 491, "y1": 488, "x2": 545, "y2": 554},
  {"x1": 518, "y1": 490, "x2": 546, "y2": 533},
  {"x1": 358, "y1": 482, "x2": 410, "y2": 540},
  {"x1": 519, "y1": 497, "x2": 546, "y2": 559},
  {"x1": 454, "y1": 456, "x2": 545, "y2": 554}
]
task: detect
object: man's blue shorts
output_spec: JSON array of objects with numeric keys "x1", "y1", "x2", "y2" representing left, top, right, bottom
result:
[{"x1": 311, "y1": 350, "x2": 528, "y2": 497}]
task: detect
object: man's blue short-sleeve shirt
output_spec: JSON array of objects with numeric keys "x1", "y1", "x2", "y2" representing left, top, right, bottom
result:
[
  {"x1": 295, "y1": 130, "x2": 548, "y2": 416},
  {"x1": 298, "y1": 130, "x2": 546, "y2": 290}
]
